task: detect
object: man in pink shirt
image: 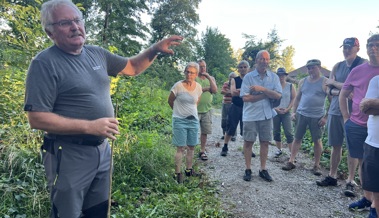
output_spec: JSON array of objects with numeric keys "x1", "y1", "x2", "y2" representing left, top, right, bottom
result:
[{"x1": 339, "y1": 34, "x2": 379, "y2": 212}]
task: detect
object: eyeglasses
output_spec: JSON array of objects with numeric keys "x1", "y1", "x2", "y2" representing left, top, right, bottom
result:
[
  {"x1": 238, "y1": 66, "x2": 247, "y2": 69},
  {"x1": 49, "y1": 18, "x2": 84, "y2": 27},
  {"x1": 185, "y1": 71, "x2": 197, "y2": 75},
  {"x1": 367, "y1": 43, "x2": 379, "y2": 49}
]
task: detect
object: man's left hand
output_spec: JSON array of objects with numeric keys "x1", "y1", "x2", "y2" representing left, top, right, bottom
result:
[{"x1": 153, "y1": 35, "x2": 183, "y2": 55}]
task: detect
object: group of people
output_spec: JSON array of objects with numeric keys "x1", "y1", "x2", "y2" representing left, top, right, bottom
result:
[
  {"x1": 215, "y1": 35, "x2": 379, "y2": 218},
  {"x1": 23, "y1": 0, "x2": 379, "y2": 217}
]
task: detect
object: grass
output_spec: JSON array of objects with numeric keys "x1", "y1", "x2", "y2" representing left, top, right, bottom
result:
[{"x1": 0, "y1": 126, "x2": 227, "y2": 217}]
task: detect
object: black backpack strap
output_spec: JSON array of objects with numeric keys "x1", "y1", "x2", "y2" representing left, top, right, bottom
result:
[{"x1": 350, "y1": 56, "x2": 362, "y2": 71}]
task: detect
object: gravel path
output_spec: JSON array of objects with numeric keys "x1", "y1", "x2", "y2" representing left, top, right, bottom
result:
[{"x1": 199, "y1": 109, "x2": 367, "y2": 218}]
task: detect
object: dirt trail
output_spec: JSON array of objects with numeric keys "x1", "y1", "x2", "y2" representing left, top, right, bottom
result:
[{"x1": 199, "y1": 109, "x2": 366, "y2": 218}]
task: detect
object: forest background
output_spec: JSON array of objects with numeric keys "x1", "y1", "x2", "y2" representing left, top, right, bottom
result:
[{"x1": 1, "y1": 0, "x2": 378, "y2": 217}]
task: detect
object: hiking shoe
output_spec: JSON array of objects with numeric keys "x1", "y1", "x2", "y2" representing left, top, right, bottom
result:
[
  {"x1": 259, "y1": 170, "x2": 273, "y2": 182},
  {"x1": 220, "y1": 147, "x2": 228, "y2": 156},
  {"x1": 311, "y1": 166, "x2": 322, "y2": 176},
  {"x1": 344, "y1": 182, "x2": 357, "y2": 197},
  {"x1": 243, "y1": 169, "x2": 252, "y2": 181},
  {"x1": 231, "y1": 137, "x2": 236, "y2": 141},
  {"x1": 348, "y1": 197, "x2": 372, "y2": 211},
  {"x1": 185, "y1": 169, "x2": 200, "y2": 177},
  {"x1": 174, "y1": 173, "x2": 183, "y2": 183},
  {"x1": 316, "y1": 175, "x2": 337, "y2": 187},
  {"x1": 282, "y1": 161, "x2": 296, "y2": 171},
  {"x1": 274, "y1": 149, "x2": 283, "y2": 158},
  {"x1": 369, "y1": 207, "x2": 378, "y2": 218}
]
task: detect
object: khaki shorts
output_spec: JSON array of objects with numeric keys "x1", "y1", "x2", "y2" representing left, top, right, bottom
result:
[
  {"x1": 198, "y1": 110, "x2": 212, "y2": 134},
  {"x1": 243, "y1": 119, "x2": 273, "y2": 142}
]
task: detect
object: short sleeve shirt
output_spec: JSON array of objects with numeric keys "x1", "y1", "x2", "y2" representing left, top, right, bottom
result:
[{"x1": 240, "y1": 70, "x2": 282, "y2": 121}]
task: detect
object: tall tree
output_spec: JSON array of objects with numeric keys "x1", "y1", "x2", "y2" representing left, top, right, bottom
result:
[
  {"x1": 141, "y1": 0, "x2": 201, "y2": 90},
  {"x1": 149, "y1": 0, "x2": 201, "y2": 64},
  {"x1": 77, "y1": 0, "x2": 150, "y2": 56},
  {"x1": 242, "y1": 28, "x2": 284, "y2": 71},
  {"x1": 199, "y1": 27, "x2": 236, "y2": 85},
  {"x1": 281, "y1": 45, "x2": 296, "y2": 72}
]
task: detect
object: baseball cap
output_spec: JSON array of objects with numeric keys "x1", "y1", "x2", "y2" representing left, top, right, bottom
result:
[
  {"x1": 340, "y1": 37, "x2": 359, "y2": 48},
  {"x1": 306, "y1": 59, "x2": 321, "y2": 67},
  {"x1": 276, "y1": 67, "x2": 288, "y2": 75}
]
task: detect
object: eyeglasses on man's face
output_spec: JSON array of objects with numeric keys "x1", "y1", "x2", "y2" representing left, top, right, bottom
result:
[
  {"x1": 238, "y1": 66, "x2": 248, "y2": 69},
  {"x1": 367, "y1": 43, "x2": 379, "y2": 49},
  {"x1": 49, "y1": 18, "x2": 84, "y2": 27}
]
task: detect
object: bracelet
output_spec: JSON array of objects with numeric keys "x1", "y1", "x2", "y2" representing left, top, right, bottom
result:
[{"x1": 329, "y1": 88, "x2": 334, "y2": 95}]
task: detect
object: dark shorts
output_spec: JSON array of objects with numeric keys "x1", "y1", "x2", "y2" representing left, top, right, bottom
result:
[
  {"x1": 294, "y1": 113, "x2": 324, "y2": 141},
  {"x1": 362, "y1": 143, "x2": 379, "y2": 192},
  {"x1": 221, "y1": 103, "x2": 232, "y2": 132},
  {"x1": 345, "y1": 119, "x2": 367, "y2": 159},
  {"x1": 327, "y1": 115, "x2": 345, "y2": 146},
  {"x1": 226, "y1": 104, "x2": 243, "y2": 136},
  {"x1": 273, "y1": 112, "x2": 294, "y2": 143}
]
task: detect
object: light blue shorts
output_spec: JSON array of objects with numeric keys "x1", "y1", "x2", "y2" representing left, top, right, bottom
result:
[{"x1": 172, "y1": 117, "x2": 199, "y2": 146}]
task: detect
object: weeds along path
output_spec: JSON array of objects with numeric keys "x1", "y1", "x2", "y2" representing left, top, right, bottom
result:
[{"x1": 199, "y1": 109, "x2": 366, "y2": 218}]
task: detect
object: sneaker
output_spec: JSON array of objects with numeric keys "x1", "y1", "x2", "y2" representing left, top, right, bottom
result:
[
  {"x1": 311, "y1": 165, "x2": 322, "y2": 176},
  {"x1": 369, "y1": 207, "x2": 378, "y2": 218},
  {"x1": 259, "y1": 170, "x2": 273, "y2": 182},
  {"x1": 231, "y1": 137, "x2": 236, "y2": 141},
  {"x1": 185, "y1": 169, "x2": 200, "y2": 177},
  {"x1": 243, "y1": 169, "x2": 252, "y2": 181},
  {"x1": 316, "y1": 175, "x2": 337, "y2": 187},
  {"x1": 282, "y1": 161, "x2": 296, "y2": 171},
  {"x1": 220, "y1": 147, "x2": 228, "y2": 156},
  {"x1": 344, "y1": 182, "x2": 357, "y2": 197},
  {"x1": 348, "y1": 197, "x2": 372, "y2": 211},
  {"x1": 274, "y1": 149, "x2": 283, "y2": 158}
]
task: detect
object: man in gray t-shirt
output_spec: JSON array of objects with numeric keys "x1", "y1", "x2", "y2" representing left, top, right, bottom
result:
[
  {"x1": 316, "y1": 38, "x2": 366, "y2": 195},
  {"x1": 282, "y1": 59, "x2": 328, "y2": 176},
  {"x1": 24, "y1": 1, "x2": 182, "y2": 217}
]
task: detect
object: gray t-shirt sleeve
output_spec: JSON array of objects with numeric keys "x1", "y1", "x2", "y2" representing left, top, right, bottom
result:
[{"x1": 24, "y1": 45, "x2": 127, "y2": 121}]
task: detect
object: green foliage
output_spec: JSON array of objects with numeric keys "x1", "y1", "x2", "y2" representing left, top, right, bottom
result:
[
  {"x1": 0, "y1": 68, "x2": 28, "y2": 139},
  {"x1": 0, "y1": 140, "x2": 49, "y2": 217},
  {"x1": 200, "y1": 27, "x2": 237, "y2": 86},
  {"x1": 0, "y1": 0, "x2": 51, "y2": 70},
  {"x1": 111, "y1": 76, "x2": 173, "y2": 131},
  {"x1": 78, "y1": 0, "x2": 150, "y2": 56},
  {"x1": 241, "y1": 28, "x2": 293, "y2": 72},
  {"x1": 142, "y1": 61, "x2": 184, "y2": 91},
  {"x1": 110, "y1": 131, "x2": 225, "y2": 217}
]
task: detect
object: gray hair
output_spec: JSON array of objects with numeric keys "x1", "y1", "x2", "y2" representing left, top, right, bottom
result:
[
  {"x1": 229, "y1": 72, "x2": 238, "y2": 78},
  {"x1": 185, "y1": 62, "x2": 199, "y2": 73},
  {"x1": 41, "y1": 0, "x2": 83, "y2": 33},
  {"x1": 367, "y1": 34, "x2": 379, "y2": 44},
  {"x1": 238, "y1": 60, "x2": 250, "y2": 68},
  {"x1": 256, "y1": 50, "x2": 270, "y2": 60}
]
